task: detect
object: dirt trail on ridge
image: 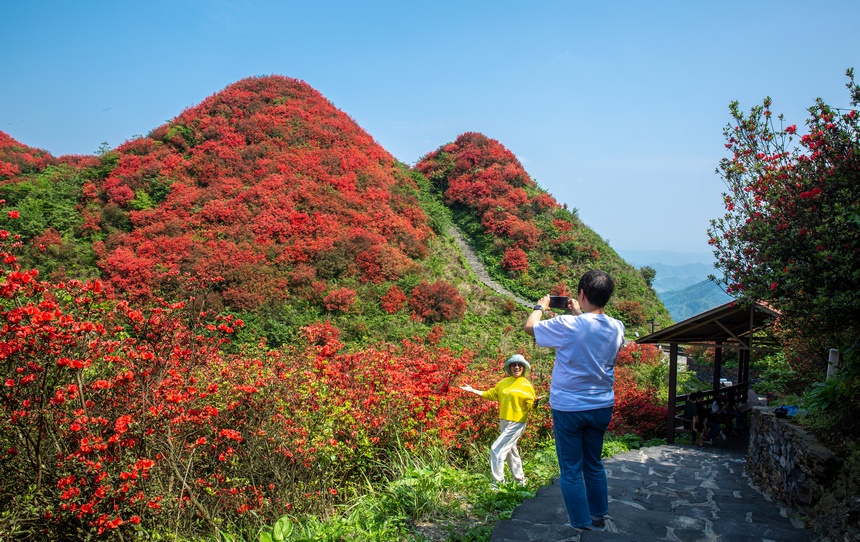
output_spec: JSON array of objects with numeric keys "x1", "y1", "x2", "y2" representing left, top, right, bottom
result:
[{"x1": 447, "y1": 226, "x2": 533, "y2": 309}]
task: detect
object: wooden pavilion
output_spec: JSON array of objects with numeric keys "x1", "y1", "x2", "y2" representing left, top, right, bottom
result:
[{"x1": 636, "y1": 300, "x2": 781, "y2": 444}]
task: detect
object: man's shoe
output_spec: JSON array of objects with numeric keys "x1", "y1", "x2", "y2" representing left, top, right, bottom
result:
[
  {"x1": 564, "y1": 519, "x2": 606, "y2": 532},
  {"x1": 583, "y1": 517, "x2": 606, "y2": 531}
]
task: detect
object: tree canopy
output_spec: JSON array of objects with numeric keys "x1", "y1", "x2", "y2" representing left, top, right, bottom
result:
[{"x1": 709, "y1": 69, "x2": 860, "y2": 385}]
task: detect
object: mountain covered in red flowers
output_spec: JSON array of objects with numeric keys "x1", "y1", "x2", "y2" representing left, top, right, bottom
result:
[
  {"x1": 0, "y1": 75, "x2": 669, "y2": 338},
  {"x1": 4, "y1": 77, "x2": 433, "y2": 313},
  {"x1": 416, "y1": 132, "x2": 668, "y2": 327}
]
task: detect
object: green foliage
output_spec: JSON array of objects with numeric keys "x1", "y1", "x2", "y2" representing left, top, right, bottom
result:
[
  {"x1": 128, "y1": 188, "x2": 154, "y2": 210},
  {"x1": 0, "y1": 486, "x2": 44, "y2": 540},
  {"x1": 675, "y1": 369, "x2": 709, "y2": 396},
  {"x1": 802, "y1": 346, "x2": 860, "y2": 414},
  {"x1": 798, "y1": 387, "x2": 860, "y2": 455},
  {"x1": 410, "y1": 167, "x2": 453, "y2": 235},
  {"x1": 0, "y1": 165, "x2": 84, "y2": 238},
  {"x1": 709, "y1": 71, "x2": 860, "y2": 445},
  {"x1": 0, "y1": 165, "x2": 100, "y2": 278},
  {"x1": 83, "y1": 142, "x2": 119, "y2": 181},
  {"x1": 639, "y1": 266, "x2": 656, "y2": 288},
  {"x1": 255, "y1": 433, "x2": 664, "y2": 542},
  {"x1": 147, "y1": 174, "x2": 174, "y2": 204},
  {"x1": 803, "y1": 377, "x2": 847, "y2": 413},
  {"x1": 751, "y1": 352, "x2": 797, "y2": 396},
  {"x1": 257, "y1": 447, "x2": 537, "y2": 542}
]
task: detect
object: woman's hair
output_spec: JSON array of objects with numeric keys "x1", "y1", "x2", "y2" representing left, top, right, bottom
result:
[{"x1": 577, "y1": 269, "x2": 615, "y2": 308}]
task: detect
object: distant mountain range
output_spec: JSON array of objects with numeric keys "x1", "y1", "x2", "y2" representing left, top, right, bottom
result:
[
  {"x1": 617, "y1": 250, "x2": 733, "y2": 322},
  {"x1": 659, "y1": 279, "x2": 733, "y2": 321}
]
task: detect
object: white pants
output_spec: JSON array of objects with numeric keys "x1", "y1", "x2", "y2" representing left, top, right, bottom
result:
[{"x1": 490, "y1": 419, "x2": 527, "y2": 483}]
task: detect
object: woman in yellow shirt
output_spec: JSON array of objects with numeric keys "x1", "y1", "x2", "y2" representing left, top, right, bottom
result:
[{"x1": 460, "y1": 354, "x2": 537, "y2": 486}]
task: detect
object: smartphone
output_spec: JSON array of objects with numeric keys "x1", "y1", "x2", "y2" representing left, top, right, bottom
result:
[{"x1": 548, "y1": 296, "x2": 569, "y2": 309}]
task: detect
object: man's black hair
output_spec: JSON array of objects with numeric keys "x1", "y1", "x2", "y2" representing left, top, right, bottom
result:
[{"x1": 578, "y1": 269, "x2": 615, "y2": 308}]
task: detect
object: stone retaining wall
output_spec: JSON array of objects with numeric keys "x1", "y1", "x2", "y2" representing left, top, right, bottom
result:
[{"x1": 746, "y1": 407, "x2": 853, "y2": 538}]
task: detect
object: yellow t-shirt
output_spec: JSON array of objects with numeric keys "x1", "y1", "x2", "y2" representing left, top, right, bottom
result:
[{"x1": 482, "y1": 376, "x2": 536, "y2": 423}]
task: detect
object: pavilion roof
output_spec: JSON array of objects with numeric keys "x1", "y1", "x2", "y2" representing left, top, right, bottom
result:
[{"x1": 636, "y1": 299, "x2": 780, "y2": 351}]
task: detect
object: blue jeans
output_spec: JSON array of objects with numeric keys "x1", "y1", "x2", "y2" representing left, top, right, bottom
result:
[
  {"x1": 706, "y1": 419, "x2": 723, "y2": 440},
  {"x1": 552, "y1": 407, "x2": 613, "y2": 528}
]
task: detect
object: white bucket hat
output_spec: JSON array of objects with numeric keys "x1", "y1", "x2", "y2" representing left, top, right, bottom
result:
[{"x1": 504, "y1": 354, "x2": 531, "y2": 376}]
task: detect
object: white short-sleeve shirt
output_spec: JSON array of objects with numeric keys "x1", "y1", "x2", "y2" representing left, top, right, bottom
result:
[{"x1": 533, "y1": 312, "x2": 625, "y2": 412}]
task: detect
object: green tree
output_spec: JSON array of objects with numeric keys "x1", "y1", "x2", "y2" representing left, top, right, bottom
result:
[
  {"x1": 708, "y1": 69, "x2": 860, "y2": 389},
  {"x1": 639, "y1": 266, "x2": 656, "y2": 288}
]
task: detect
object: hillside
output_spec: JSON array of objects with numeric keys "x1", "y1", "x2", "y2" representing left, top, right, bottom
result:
[
  {"x1": 0, "y1": 76, "x2": 670, "y2": 345},
  {"x1": 415, "y1": 132, "x2": 671, "y2": 332},
  {"x1": 3, "y1": 78, "x2": 430, "y2": 309}
]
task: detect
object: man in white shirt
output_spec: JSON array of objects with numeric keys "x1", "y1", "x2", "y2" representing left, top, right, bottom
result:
[{"x1": 524, "y1": 270, "x2": 625, "y2": 532}]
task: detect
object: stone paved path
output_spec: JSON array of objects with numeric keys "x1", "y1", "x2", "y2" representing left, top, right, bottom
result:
[{"x1": 490, "y1": 442, "x2": 814, "y2": 542}]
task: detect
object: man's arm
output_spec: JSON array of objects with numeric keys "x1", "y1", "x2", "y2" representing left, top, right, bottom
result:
[{"x1": 524, "y1": 295, "x2": 550, "y2": 337}]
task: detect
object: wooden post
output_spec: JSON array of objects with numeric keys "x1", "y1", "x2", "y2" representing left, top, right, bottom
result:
[
  {"x1": 713, "y1": 342, "x2": 723, "y2": 390},
  {"x1": 667, "y1": 343, "x2": 679, "y2": 444}
]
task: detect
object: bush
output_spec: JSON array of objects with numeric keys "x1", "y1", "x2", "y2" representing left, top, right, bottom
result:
[
  {"x1": 501, "y1": 246, "x2": 529, "y2": 274},
  {"x1": 752, "y1": 352, "x2": 797, "y2": 396},
  {"x1": 408, "y1": 280, "x2": 466, "y2": 323}
]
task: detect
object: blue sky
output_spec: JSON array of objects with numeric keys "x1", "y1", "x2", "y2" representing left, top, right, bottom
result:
[{"x1": 2, "y1": 1, "x2": 858, "y2": 259}]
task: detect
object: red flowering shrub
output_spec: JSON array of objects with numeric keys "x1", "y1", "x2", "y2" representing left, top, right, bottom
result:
[
  {"x1": 0, "y1": 132, "x2": 56, "y2": 175},
  {"x1": 0, "y1": 242, "x2": 255, "y2": 536},
  {"x1": 0, "y1": 236, "x2": 516, "y2": 538},
  {"x1": 615, "y1": 300, "x2": 646, "y2": 327},
  {"x1": 708, "y1": 71, "x2": 860, "y2": 382},
  {"x1": 380, "y1": 285, "x2": 407, "y2": 314},
  {"x1": 427, "y1": 325, "x2": 445, "y2": 345},
  {"x1": 615, "y1": 342, "x2": 663, "y2": 367},
  {"x1": 610, "y1": 344, "x2": 667, "y2": 439},
  {"x1": 501, "y1": 246, "x2": 529, "y2": 274},
  {"x1": 323, "y1": 286, "x2": 357, "y2": 313},
  {"x1": 408, "y1": 280, "x2": 466, "y2": 323},
  {"x1": 610, "y1": 382, "x2": 667, "y2": 439}
]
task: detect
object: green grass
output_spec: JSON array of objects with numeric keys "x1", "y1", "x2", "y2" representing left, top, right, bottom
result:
[{"x1": 255, "y1": 433, "x2": 664, "y2": 542}]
